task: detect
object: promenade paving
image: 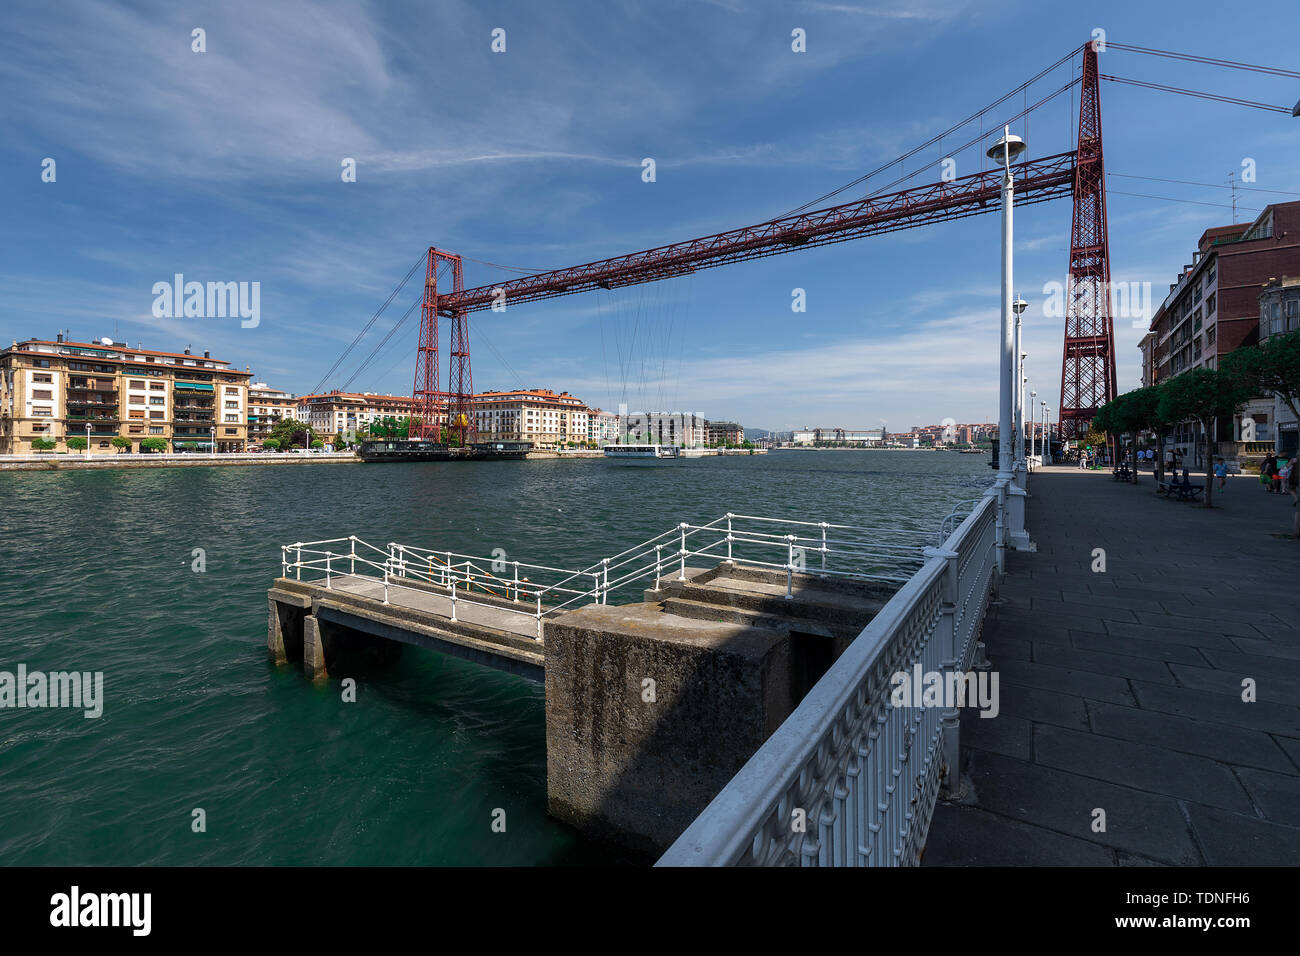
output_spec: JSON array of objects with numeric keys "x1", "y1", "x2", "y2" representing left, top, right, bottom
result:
[{"x1": 925, "y1": 464, "x2": 1300, "y2": 866}]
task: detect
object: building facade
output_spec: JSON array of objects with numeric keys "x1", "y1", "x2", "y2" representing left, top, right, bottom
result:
[
  {"x1": 0, "y1": 337, "x2": 251, "y2": 453},
  {"x1": 622, "y1": 411, "x2": 708, "y2": 448},
  {"x1": 1258, "y1": 275, "x2": 1300, "y2": 456},
  {"x1": 587, "y1": 408, "x2": 620, "y2": 445},
  {"x1": 705, "y1": 421, "x2": 745, "y2": 446},
  {"x1": 247, "y1": 382, "x2": 297, "y2": 448},
  {"x1": 1139, "y1": 201, "x2": 1300, "y2": 466},
  {"x1": 296, "y1": 391, "x2": 420, "y2": 443},
  {"x1": 471, "y1": 389, "x2": 590, "y2": 448}
]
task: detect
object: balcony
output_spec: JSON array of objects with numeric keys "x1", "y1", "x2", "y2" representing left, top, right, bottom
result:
[
  {"x1": 66, "y1": 413, "x2": 120, "y2": 422},
  {"x1": 68, "y1": 380, "x2": 117, "y2": 392}
]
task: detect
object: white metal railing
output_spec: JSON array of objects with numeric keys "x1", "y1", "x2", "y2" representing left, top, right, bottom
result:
[
  {"x1": 279, "y1": 514, "x2": 940, "y2": 642},
  {"x1": 656, "y1": 494, "x2": 999, "y2": 867}
]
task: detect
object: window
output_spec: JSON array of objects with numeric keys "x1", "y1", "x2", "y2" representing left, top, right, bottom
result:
[
  {"x1": 1205, "y1": 293, "x2": 1216, "y2": 315},
  {"x1": 225, "y1": 401, "x2": 238, "y2": 409},
  {"x1": 225, "y1": 387, "x2": 238, "y2": 395},
  {"x1": 149, "y1": 426, "x2": 163, "y2": 435},
  {"x1": 224, "y1": 427, "x2": 238, "y2": 435},
  {"x1": 32, "y1": 389, "x2": 52, "y2": 400},
  {"x1": 1272, "y1": 301, "x2": 1284, "y2": 334},
  {"x1": 32, "y1": 407, "x2": 52, "y2": 416},
  {"x1": 130, "y1": 380, "x2": 145, "y2": 388},
  {"x1": 149, "y1": 382, "x2": 165, "y2": 391},
  {"x1": 130, "y1": 395, "x2": 145, "y2": 405},
  {"x1": 224, "y1": 414, "x2": 239, "y2": 423},
  {"x1": 1207, "y1": 265, "x2": 1216, "y2": 284},
  {"x1": 32, "y1": 374, "x2": 52, "y2": 383},
  {"x1": 150, "y1": 397, "x2": 165, "y2": 405},
  {"x1": 149, "y1": 410, "x2": 164, "y2": 419},
  {"x1": 129, "y1": 425, "x2": 143, "y2": 434},
  {"x1": 129, "y1": 410, "x2": 145, "y2": 419}
]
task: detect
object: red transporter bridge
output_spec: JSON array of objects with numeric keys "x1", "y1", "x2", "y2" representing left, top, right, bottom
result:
[{"x1": 405, "y1": 41, "x2": 1297, "y2": 443}]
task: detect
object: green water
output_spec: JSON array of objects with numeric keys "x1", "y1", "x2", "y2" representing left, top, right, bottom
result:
[{"x1": 0, "y1": 450, "x2": 992, "y2": 865}]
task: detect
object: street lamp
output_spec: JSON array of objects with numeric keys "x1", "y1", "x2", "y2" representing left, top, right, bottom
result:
[
  {"x1": 210, "y1": 425, "x2": 216, "y2": 458},
  {"x1": 85, "y1": 423, "x2": 91, "y2": 459},
  {"x1": 1043, "y1": 403, "x2": 1051, "y2": 462},
  {"x1": 1014, "y1": 302, "x2": 1028, "y2": 473},
  {"x1": 986, "y1": 126, "x2": 1031, "y2": 557},
  {"x1": 1030, "y1": 389, "x2": 1038, "y2": 460}
]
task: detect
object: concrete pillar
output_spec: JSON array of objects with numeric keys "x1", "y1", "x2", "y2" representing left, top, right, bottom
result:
[
  {"x1": 544, "y1": 603, "x2": 794, "y2": 858},
  {"x1": 303, "y1": 614, "x2": 328, "y2": 680}
]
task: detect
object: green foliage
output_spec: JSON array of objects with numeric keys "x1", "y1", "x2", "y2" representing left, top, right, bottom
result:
[
  {"x1": 268, "y1": 417, "x2": 315, "y2": 449},
  {"x1": 1156, "y1": 367, "x2": 1253, "y2": 507},
  {"x1": 262, "y1": 438, "x2": 281, "y2": 451},
  {"x1": 30, "y1": 437, "x2": 56, "y2": 451},
  {"x1": 111, "y1": 437, "x2": 132, "y2": 452},
  {"x1": 66, "y1": 436, "x2": 88, "y2": 450},
  {"x1": 1223, "y1": 329, "x2": 1300, "y2": 424},
  {"x1": 140, "y1": 437, "x2": 168, "y2": 453},
  {"x1": 310, "y1": 438, "x2": 324, "y2": 449}
]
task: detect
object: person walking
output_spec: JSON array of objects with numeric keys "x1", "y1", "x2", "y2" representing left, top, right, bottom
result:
[
  {"x1": 1262, "y1": 454, "x2": 1278, "y2": 493},
  {"x1": 1214, "y1": 457, "x2": 1228, "y2": 493}
]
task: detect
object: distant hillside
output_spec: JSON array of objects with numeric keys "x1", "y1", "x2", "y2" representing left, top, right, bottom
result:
[{"x1": 745, "y1": 428, "x2": 790, "y2": 442}]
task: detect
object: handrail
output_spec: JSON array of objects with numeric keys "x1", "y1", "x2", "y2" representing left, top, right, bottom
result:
[
  {"x1": 278, "y1": 510, "x2": 953, "y2": 645},
  {"x1": 657, "y1": 495, "x2": 999, "y2": 867}
]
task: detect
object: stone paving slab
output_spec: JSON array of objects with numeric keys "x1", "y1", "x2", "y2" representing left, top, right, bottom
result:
[{"x1": 926, "y1": 466, "x2": 1300, "y2": 867}]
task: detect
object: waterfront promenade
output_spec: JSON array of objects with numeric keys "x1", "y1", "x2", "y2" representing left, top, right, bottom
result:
[{"x1": 926, "y1": 464, "x2": 1300, "y2": 866}]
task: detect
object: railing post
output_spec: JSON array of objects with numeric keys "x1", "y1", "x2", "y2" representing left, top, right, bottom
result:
[
  {"x1": 726, "y1": 512, "x2": 734, "y2": 564},
  {"x1": 592, "y1": 572, "x2": 601, "y2": 605},
  {"x1": 446, "y1": 551, "x2": 453, "y2": 590},
  {"x1": 382, "y1": 561, "x2": 390, "y2": 605},
  {"x1": 925, "y1": 545, "x2": 962, "y2": 799},
  {"x1": 349, "y1": 535, "x2": 356, "y2": 576},
  {"x1": 281, "y1": 546, "x2": 288, "y2": 579},
  {"x1": 785, "y1": 534, "x2": 795, "y2": 599},
  {"x1": 602, "y1": 557, "x2": 610, "y2": 602},
  {"x1": 450, "y1": 577, "x2": 457, "y2": 622},
  {"x1": 513, "y1": 561, "x2": 520, "y2": 602},
  {"x1": 295, "y1": 545, "x2": 302, "y2": 581},
  {"x1": 326, "y1": 552, "x2": 332, "y2": 589},
  {"x1": 678, "y1": 522, "x2": 688, "y2": 582},
  {"x1": 820, "y1": 521, "x2": 828, "y2": 576},
  {"x1": 535, "y1": 594, "x2": 543, "y2": 641},
  {"x1": 654, "y1": 545, "x2": 663, "y2": 591}
]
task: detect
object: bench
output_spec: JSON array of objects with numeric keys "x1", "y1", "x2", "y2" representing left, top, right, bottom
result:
[{"x1": 1157, "y1": 476, "x2": 1203, "y2": 502}]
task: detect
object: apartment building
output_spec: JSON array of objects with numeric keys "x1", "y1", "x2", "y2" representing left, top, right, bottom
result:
[
  {"x1": 587, "y1": 408, "x2": 620, "y2": 445},
  {"x1": 247, "y1": 382, "x2": 297, "y2": 447},
  {"x1": 1139, "y1": 201, "x2": 1300, "y2": 465},
  {"x1": 296, "y1": 391, "x2": 421, "y2": 443},
  {"x1": 705, "y1": 421, "x2": 745, "y2": 446},
  {"x1": 0, "y1": 337, "x2": 251, "y2": 453},
  {"x1": 623, "y1": 411, "x2": 709, "y2": 448},
  {"x1": 792, "y1": 427, "x2": 884, "y2": 446},
  {"x1": 1258, "y1": 275, "x2": 1300, "y2": 455},
  {"x1": 472, "y1": 389, "x2": 589, "y2": 448}
]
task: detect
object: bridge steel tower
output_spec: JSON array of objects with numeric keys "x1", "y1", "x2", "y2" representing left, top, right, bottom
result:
[
  {"x1": 1058, "y1": 42, "x2": 1118, "y2": 439},
  {"x1": 412, "y1": 247, "x2": 476, "y2": 443}
]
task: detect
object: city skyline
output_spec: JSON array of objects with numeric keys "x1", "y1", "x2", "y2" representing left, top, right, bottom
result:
[{"x1": 4, "y1": 0, "x2": 1299, "y2": 431}]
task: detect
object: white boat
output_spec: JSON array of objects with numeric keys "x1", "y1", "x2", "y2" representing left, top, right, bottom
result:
[{"x1": 602, "y1": 443, "x2": 680, "y2": 462}]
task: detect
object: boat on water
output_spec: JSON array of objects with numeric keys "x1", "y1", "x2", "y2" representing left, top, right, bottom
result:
[
  {"x1": 358, "y1": 439, "x2": 531, "y2": 462},
  {"x1": 602, "y1": 443, "x2": 680, "y2": 463}
]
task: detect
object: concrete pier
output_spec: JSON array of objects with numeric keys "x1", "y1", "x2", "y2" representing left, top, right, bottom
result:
[{"x1": 267, "y1": 561, "x2": 896, "y2": 855}]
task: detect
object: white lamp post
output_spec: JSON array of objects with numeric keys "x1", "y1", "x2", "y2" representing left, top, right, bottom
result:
[
  {"x1": 986, "y1": 127, "x2": 1032, "y2": 558},
  {"x1": 1043, "y1": 404, "x2": 1051, "y2": 462},
  {"x1": 1030, "y1": 389, "x2": 1038, "y2": 462},
  {"x1": 210, "y1": 425, "x2": 216, "y2": 458},
  {"x1": 85, "y1": 423, "x2": 91, "y2": 459}
]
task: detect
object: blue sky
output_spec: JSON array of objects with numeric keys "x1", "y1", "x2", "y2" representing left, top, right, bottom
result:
[{"x1": 3, "y1": 0, "x2": 1298, "y2": 431}]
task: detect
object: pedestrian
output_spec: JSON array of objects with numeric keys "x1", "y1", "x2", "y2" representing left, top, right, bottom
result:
[
  {"x1": 1262, "y1": 454, "x2": 1278, "y2": 493},
  {"x1": 1289, "y1": 457, "x2": 1300, "y2": 538},
  {"x1": 1275, "y1": 457, "x2": 1290, "y2": 495},
  {"x1": 1214, "y1": 457, "x2": 1228, "y2": 493}
]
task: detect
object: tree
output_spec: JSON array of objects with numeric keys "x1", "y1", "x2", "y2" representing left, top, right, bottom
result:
[
  {"x1": 140, "y1": 437, "x2": 168, "y2": 454},
  {"x1": 1222, "y1": 329, "x2": 1300, "y2": 436},
  {"x1": 268, "y1": 417, "x2": 315, "y2": 450},
  {"x1": 310, "y1": 438, "x2": 324, "y2": 449},
  {"x1": 262, "y1": 438, "x2": 281, "y2": 452},
  {"x1": 31, "y1": 436, "x2": 56, "y2": 451},
  {"x1": 66, "y1": 436, "x2": 88, "y2": 450},
  {"x1": 111, "y1": 436, "x2": 132, "y2": 453},
  {"x1": 1157, "y1": 367, "x2": 1252, "y2": 508}
]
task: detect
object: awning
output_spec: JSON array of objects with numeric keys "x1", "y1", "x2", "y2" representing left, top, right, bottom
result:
[{"x1": 174, "y1": 382, "x2": 214, "y2": 391}]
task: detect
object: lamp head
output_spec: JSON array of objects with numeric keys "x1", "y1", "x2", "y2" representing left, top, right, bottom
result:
[
  {"x1": 986, "y1": 132, "x2": 1026, "y2": 163},
  {"x1": 1013, "y1": 297, "x2": 1030, "y2": 316}
]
